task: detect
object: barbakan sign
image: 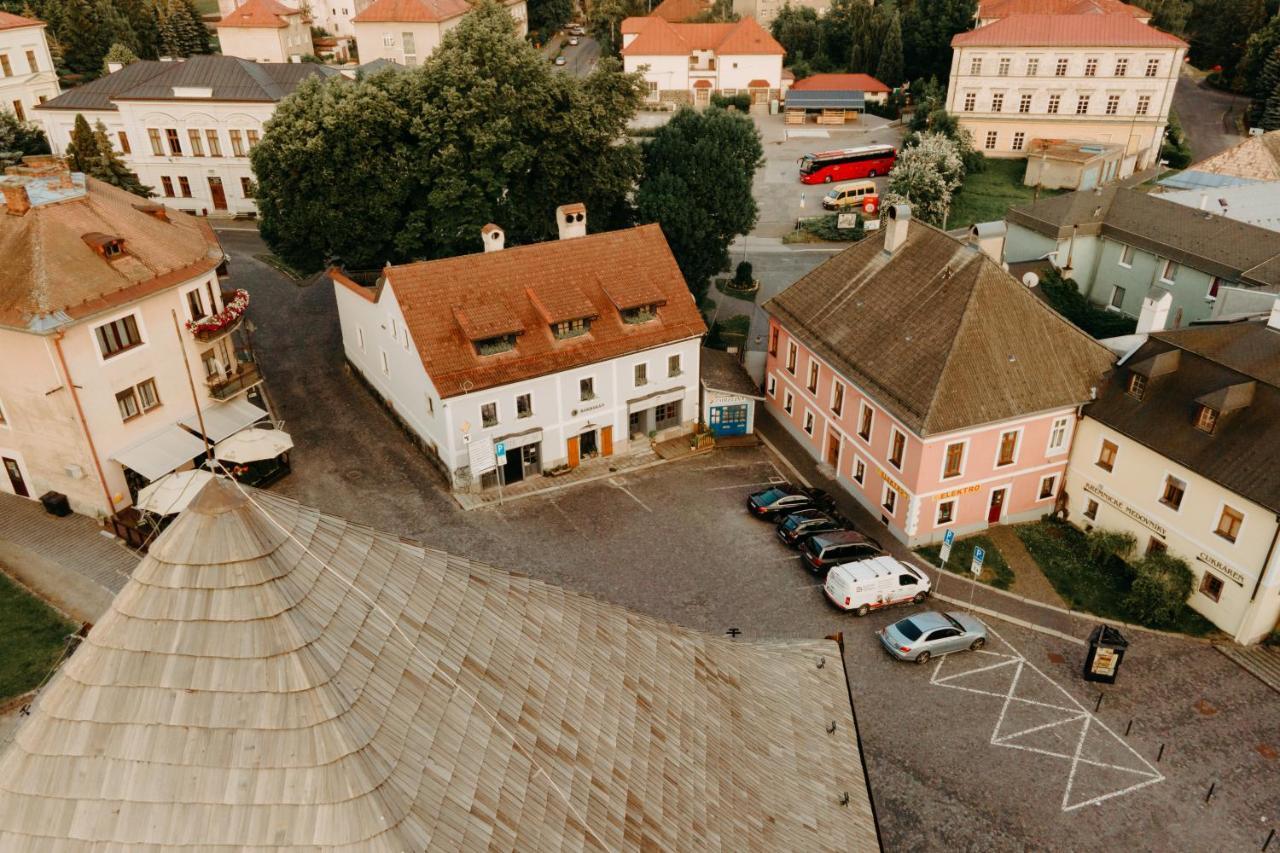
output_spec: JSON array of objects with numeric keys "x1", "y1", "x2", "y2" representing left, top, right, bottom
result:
[{"x1": 1083, "y1": 482, "x2": 1166, "y2": 537}]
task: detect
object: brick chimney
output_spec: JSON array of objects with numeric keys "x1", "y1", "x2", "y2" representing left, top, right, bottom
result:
[
  {"x1": 481, "y1": 223, "x2": 505, "y2": 252},
  {"x1": 556, "y1": 202, "x2": 587, "y2": 240},
  {"x1": 1, "y1": 182, "x2": 31, "y2": 216},
  {"x1": 883, "y1": 203, "x2": 911, "y2": 255}
]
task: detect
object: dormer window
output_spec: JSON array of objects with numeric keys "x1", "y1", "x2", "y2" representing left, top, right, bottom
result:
[
  {"x1": 1195, "y1": 405, "x2": 1218, "y2": 434},
  {"x1": 621, "y1": 304, "x2": 658, "y2": 324},
  {"x1": 1126, "y1": 373, "x2": 1147, "y2": 400},
  {"x1": 552, "y1": 317, "x2": 590, "y2": 340},
  {"x1": 103, "y1": 240, "x2": 123, "y2": 258},
  {"x1": 83, "y1": 232, "x2": 127, "y2": 260},
  {"x1": 475, "y1": 334, "x2": 516, "y2": 356}
]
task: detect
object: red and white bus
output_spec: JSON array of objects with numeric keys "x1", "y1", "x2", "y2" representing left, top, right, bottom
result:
[{"x1": 798, "y1": 144, "x2": 897, "y2": 184}]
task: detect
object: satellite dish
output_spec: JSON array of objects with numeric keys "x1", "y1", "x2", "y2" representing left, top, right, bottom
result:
[{"x1": 1022, "y1": 272, "x2": 1039, "y2": 288}]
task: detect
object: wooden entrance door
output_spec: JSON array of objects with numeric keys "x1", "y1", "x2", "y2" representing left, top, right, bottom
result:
[
  {"x1": 826, "y1": 433, "x2": 840, "y2": 466},
  {"x1": 567, "y1": 435, "x2": 580, "y2": 468},
  {"x1": 695, "y1": 87, "x2": 710, "y2": 106},
  {"x1": 987, "y1": 488, "x2": 1006, "y2": 523},
  {"x1": 601, "y1": 425, "x2": 613, "y2": 457},
  {"x1": 208, "y1": 177, "x2": 228, "y2": 211},
  {"x1": 3, "y1": 457, "x2": 29, "y2": 497}
]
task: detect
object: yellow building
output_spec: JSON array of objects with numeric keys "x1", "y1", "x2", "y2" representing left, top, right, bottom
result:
[
  {"x1": 946, "y1": 13, "x2": 1186, "y2": 176},
  {"x1": 1063, "y1": 314, "x2": 1280, "y2": 644}
]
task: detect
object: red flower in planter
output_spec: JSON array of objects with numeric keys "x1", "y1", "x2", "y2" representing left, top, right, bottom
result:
[{"x1": 186, "y1": 289, "x2": 249, "y2": 335}]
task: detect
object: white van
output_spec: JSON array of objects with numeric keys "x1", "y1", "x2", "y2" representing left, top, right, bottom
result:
[{"x1": 823, "y1": 555, "x2": 931, "y2": 616}]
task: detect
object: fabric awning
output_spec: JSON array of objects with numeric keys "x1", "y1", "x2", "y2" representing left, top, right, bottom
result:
[
  {"x1": 627, "y1": 387, "x2": 685, "y2": 414},
  {"x1": 110, "y1": 425, "x2": 208, "y2": 481},
  {"x1": 181, "y1": 397, "x2": 268, "y2": 443},
  {"x1": 493, "y1": 427, "x2": 543, "y2": 452}
]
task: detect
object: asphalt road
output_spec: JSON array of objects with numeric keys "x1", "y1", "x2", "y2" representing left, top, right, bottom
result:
[
  {"x1": 1172, "y1": 72, "x2": 1245, "y2": 163},
  {"x1": 547, "y1": 33, "x2": 600, "y2": 78}
]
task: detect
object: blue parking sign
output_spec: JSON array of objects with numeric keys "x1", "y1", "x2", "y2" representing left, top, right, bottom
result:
[
  {"x1": 495, "y1": 441, "x2": 506, "y2": 462},
  {"x1": 944, "y1": 529, "x2": 955, "y2": 546},
  {"x1": 971, "y1": 546, "x2": 985, "y2": 577}
]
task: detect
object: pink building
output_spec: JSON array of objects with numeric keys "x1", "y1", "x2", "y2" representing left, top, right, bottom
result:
[{"x1": 761, "y1": 206, "x2": 1115, "y2": 546}]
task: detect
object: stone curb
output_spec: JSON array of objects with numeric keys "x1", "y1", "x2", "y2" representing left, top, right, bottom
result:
[{"x1": 930, "y1": 591, "x2": 1087, "y2": 647}]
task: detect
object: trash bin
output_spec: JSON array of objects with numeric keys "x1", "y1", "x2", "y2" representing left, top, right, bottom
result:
[
  {"x1": 39, "y1": 491, "x2": 71, "y2": 517},
  {"x1": 1083, "y1": 624, "x2": 1129, "y2": 684}
]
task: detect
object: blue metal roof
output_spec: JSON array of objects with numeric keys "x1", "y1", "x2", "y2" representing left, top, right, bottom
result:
[
  {"x1": 784, "y1": 90, "x2": 865, "y2": 110},
  {"x1": 1157, "y1": 170, "x2": 1263, "y2": 191}
]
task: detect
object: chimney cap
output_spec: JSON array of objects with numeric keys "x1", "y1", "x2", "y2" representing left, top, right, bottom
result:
[
  {"x1": 481, "y1": 223, "x2": 503, "y2": 235},
  {"x1": 888, "y1": 203, "x2": 911, "y2": 222}
]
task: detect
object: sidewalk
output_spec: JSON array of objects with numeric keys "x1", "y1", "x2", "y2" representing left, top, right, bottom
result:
[
  {"x1": 753, "y1": 410, "x2": 1179, "y2": 646},
  {"x1": 452, "y1": 443, "x2": 668, "y2": 510},
  {"x1": 983, "y1": 524, "x2": 1069, "y2": 609},
  {"x1": 0, "y1": 493, "x2": 135, "y2": 622}
]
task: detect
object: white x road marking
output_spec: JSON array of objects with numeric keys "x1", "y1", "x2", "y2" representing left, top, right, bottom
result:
[{"x1": 930, "y1": 623, "x2": 1164, "y2": 812}]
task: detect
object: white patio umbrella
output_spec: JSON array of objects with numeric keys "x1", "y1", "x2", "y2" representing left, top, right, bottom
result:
[
  {"x1": 214, "y1": 428, "x2": 294, "y2": 464},
  {"x1": 135, "y1": 469, "x2": 219, "y2": 516}
]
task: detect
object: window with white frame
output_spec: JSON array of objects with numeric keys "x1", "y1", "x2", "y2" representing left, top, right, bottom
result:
[
  {"x1": 853, "y1": 457, "x2": 865, "y2": 484},
  {"x1": 1114, "y1": 57, "x2": 1128, "y2": 76},
  {"x1": 1085, "y1": 58, "x2": 1098, "y2": 76},
  {"x1": 1160, "y1": 259, "x2": 1179, "y2": 283},
  {"x1": 1075, "y1": 95, "x2": 1090, "y2": 114},
  {"x1": 963, "y1": 92, "x2": 976, "y2": 111},
  {"x1": 1215, "y1": 505, "x2": 1243, "y2": 542},
  {"x1": 998, "y1": 57, "x2": 1010, "y2": 76},
  {"x1": 1019, "y1": 94, "x2": 1032, "y2": 113},
  {"x1": 786, "y1": 341, "x2": 797, "y2": 373},
  {"x1": 1160, "y1": 474, "x2": 1186, "y2": 510},
  {"x1": 481, "y1": 401, "x2": 498, "y2": 428},
  {"x1": 1110, "y1": 285, "x2": 1126, "y2": 309},
  {"x1": 889, "y1": 428, "x2": 906, "y2": 469},
  {"x1": 1119, "y1": 244, "x2": 1135, "y2": 267},
  {"x1": 516, "y1": 393, "x2": 532, "y2": 418},
  {"x1": 1012, "y1": 132, "x2": 1025, "y2": 151},
  {"x1": 668, "y1": 354, "x2": 681, "y2": 376},
  {"x1": 1208, "y1": 276, "x2": 1223, "y2": 300},
  {"x1": 1038, "y1": 474, "x2": 1057, "y2": 500},
  {"x1": 580, "y1": 377, "x2": 595, "y2": 400},
  {"x1": 1136, "y1": 94, "x2": 1151, "y2": 115},
  {"x1": 382, "y1": 32, "x2": 394, "y2": 46},
  {"x1": 783, "y1": 390, "x2": 794, "y2": 414},
  {"x1": 1026, "y1": 57, "x2": 1039, "y2": 76},
  {"x1": 857, "y1": 403, "x2": 873, "y2": 441},
  {"x1": 936, "y1": 499, "x2": 955, "y2": 525},
  {"x1": 803, "y1": 410, "x2": 815, "y2": 434},
  {"x1": 767, "y1": 375, "x2": 777, "y2": 396},
  {"x1": 831, "y1": 381, "x2": 845, "y2": 416},
  {"x1": 969, "y1": 57, "x2": 982, "y2": 75},
  {"x1": 1145, "y1": 58, "x2": 1159, "y2": 77},
  {"x1": 1047, "y1": 416, "x2": 1069, "y2": 453},
  {"x1": 94, "y1": 314, "x2": 143, "y2": 359},
  {"x1": 1106, "y1": 94, "x2": 1120, "y2": 115},
  {"x1": 984, "y1": 131, "x2": 997, "y2": 150},
  {"x1": 1055, "y1": 57, "x2": 1068, "y2": 76},
  {"x1": 646, "y1": 80, "x2": 659, "y2": 101},
  {"x1": 942, "y1": 441, "x2": 964, "y2": 478},
  {"x1": 882, "y1": 484, "x2": 897, "y2": 514},
  {"x1": 1047, "y1": 93, "x2": 1061, "y2": 113},
  {"x1": 991, "y1": 92, "x2": 1004, "y2": 112},
  {"x1": 996, "y1": 430, "x2": 1018, "y2": 466},
  {"x1": 634, "y1": 362, "x2": 647, "y2": 387},
  {"x1": 807, "y1": 360, "x2": 819, "y2": 393}
]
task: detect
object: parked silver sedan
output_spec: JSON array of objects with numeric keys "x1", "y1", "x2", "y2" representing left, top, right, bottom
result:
[{"x1": 879, "y1": 610, "x2": 987, "y2": 664}]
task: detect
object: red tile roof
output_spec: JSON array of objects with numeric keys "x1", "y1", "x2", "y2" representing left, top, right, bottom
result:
[
  {"x1": 649, "y1": 0, "x2": 709, "y2": 22},
  {"x1": 218, "y1": 0, "x2": 300, "y2": 28},
  {"x1": 621, "y1": 16, "x2": 784, "y2": 56},
  {"x1": 978, "y1": 0, "x2": 1150, "y2": 18},
  {"x1": 335, "y1": 225, "x2": 707, "y2": 398},
  {"x1": 0, "y1": 10, "x2": 43, "y2": 29},
  {"x1": 952, "y1": 14, "x2": 1186, "y2": 47},
  {"x1": 352, "y1": 0, "x2": 471, "y2": 23},
  {"x1": 789, "y1": 73, "x2": 888, "y2": 93}
]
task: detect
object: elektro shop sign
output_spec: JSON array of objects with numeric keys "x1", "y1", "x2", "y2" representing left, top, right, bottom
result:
[{"x1": 1083, "y1": 482, "x2": 1166, "y2": 537}]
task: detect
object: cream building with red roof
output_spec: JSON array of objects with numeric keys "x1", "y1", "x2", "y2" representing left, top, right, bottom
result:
[
  {"x1": 0, "y1": 12, "x2": 59, "y2": 123},
  {"x1": 331, "y1": 204, "x2": 707, "y2": 492},
  {"x1": 0, "y1": 157, "x2": 272, "y2": 519},
  {"x1": 975, "y1": 0, "x2": 1151, "y2": 26},
  {"x1": 946, "y1": 12, "x2": 1186, "y2": 176},
  {"x1": 621, "y1": 15, "x2": 784, "y2": 108},
  {"x1": 352, "y1": 0, "x2": 526, "y2": 66},
  {"x1": 216, "y1": 0, "x2": 314, "y2": 63}
]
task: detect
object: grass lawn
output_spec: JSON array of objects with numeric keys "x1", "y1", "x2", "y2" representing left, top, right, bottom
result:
[
  {"x1": 1015, "y1": 519, "x2": 1218, "y2": 636},
  {"x1": 916, "y1": 534, "x2": 1015, "y2": 590},
  {"x1": 194, "y1": 0, "x2": 220, "y2": 15},
  {"x1": 948, "y1": 158, "x2": 1061, "y2": 231},
  {"x1": 0, "y1": 571, "x2": 76, "y2": 703}
]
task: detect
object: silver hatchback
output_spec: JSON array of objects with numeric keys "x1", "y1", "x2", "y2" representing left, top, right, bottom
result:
[{"x1": 879, "y1": 610, "x2": 987, "y2": 664}]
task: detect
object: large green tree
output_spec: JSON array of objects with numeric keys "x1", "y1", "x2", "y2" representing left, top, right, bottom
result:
[
  {"x1": 634, "y1": 106, "x2": 763, "y2": 301},
  {"x1": 1186, "y1": 0, "x2": 1265, "y2": 75},
  {"x1": 883, "y1": 131, "x2": 964, "y2": 227},
  {"x1": 901, "y1": 0, "x2": 977, "y2": 84},
  {"x1": 253, "y1": 1, "x2": 645, "y2": 271},
  {"x1": 527, "y1": 0, "x2": 572, "y2": 40},
  {"x1": 0, "y1": 107, "x2": 50, "y2": 168},
  {"x1": 1131, "y1": 0, "x2": 1192, "y2": 35},
  {"x1": 875, "y1": 10, "x2": 904, "y2": 87},
  {"x1": 771, "y1": 4, "x2": 823, "y2": 69},
  {"x1": 1244, "y1": 16, "x2": 1280, "y2": 124},
  {"x1": 64, "y1": 113, "x2": 150, "y2": 194},
  {"x1": 1261, "y1": 47, "x2": 1280, "y2": 129}
]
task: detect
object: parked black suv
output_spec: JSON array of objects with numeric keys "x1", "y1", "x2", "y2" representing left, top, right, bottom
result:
[
  {"x1": 776, "y1": 509, "x2": 851, "y2": 547},
  {"x1": 746, "y1": 483, "x2": 832, "y2": 521},
  {"x1": 800, "y1": 530, "x2": 884, "y2": 574}
]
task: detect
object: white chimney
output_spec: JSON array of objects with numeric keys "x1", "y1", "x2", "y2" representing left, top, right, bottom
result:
[
  {"x1": 1136, "y1": 287, "x2": 1173, "y2": 334},
  {"x1": 106, "y1": 61, "x2": 124, "y2": 73},
  {"x1": 556, "y1": 202, "x2": 587, "y2": 240},
  {"x1": 883, "y1": 203, "x2": 911, "y2": 255},
  {"x1": 1268, "y1": 298, "x2": 1280, "y2": 331},
  {"x1": 1198, "y1": 192, "x2": 1209, "y2": 210},
  {"x1": 481, "y1": 223, "x2": 505, "y2": 252}
]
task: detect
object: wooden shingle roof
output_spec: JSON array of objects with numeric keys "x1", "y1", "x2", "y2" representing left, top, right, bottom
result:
[
  {"x1": 764, "y1": 220, "x2": 1115, "y2": 436},
  {"x1": 0, "y1": 479, "x2": 881, "y2": 851}
]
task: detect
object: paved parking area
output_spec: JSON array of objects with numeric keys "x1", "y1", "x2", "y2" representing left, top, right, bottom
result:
[{"x1": 224, "y1": 225, "x2": 1279, "y2": 851}]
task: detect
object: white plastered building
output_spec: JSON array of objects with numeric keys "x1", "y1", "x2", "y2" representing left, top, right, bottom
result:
[{"x1": 0, "y1": 12, "x2": 59, "y2": 123}]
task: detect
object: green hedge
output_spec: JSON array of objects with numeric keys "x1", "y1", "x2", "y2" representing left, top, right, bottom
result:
[
  {"x1": 798, "y1": 214, "x2": 868, "y2": 242},
  {"x1": 1038, "y1": 267, "x2": 1137, "y2": 339},
  {"x1": 916, "y1": 534, "x2": 1015, "y2": 590},
  {"x1": 711, "y1": 93, "x2": 751, "y2": 111}
]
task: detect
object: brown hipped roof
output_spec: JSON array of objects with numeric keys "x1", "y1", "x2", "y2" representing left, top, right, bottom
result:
[
  {"x1": 621, "y1": 15, "x2": 785, "y2": 55},
  {"x1": 217, "y1": 0, "x2": 301, "y2": 28},
  {"x1": 790, "y1": 73, "x2": 890, "y2": 94},
  {"x1": 763, "y1": 218, "x2": 1115, "y2": 436},
  {"x1": 352, "y1": 0, "x2": 472, "y2": 23},
  {"x1": 649, "y1": 0, "x2": 710, "y2": 21},
  {"x1": 334, "y1": 224, "x2": 707, "y2": 398},
  {"x1": 977, "y1": 0, "x2": 1150, "y2": 19},
  {"x1": 953, "y1": 13, "x2": 1186, "y2": 47},
  {"x1": 0, "y1": 172, "x2": 223, "y2": 332},
  {"x1": 0, "y1": 479, "x2": 881, "y2": 850}
]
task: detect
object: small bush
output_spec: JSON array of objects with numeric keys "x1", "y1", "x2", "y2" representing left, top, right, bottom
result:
[
  {"x1": 1038, "y1": 267, "x2": 1138, "y2": 338},
  {"x1": 798, "y1": 214, "x2": 867, "y2": 242},
  {"x1": 733, "y1": 260, "x2": 753, "y2": 286},
  {"x1": 1086, "y1": 528, "x2": 1137, "y2": 563},
  {"x1": 1124, "y1": 552, "x2": 1195, "y2": 628},
  {"x1": 711, "y1": 93, "x2": 751, "y2": 112}
]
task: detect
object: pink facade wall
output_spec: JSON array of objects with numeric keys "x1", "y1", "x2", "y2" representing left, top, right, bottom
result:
[{"x1": 763, "y1": 319, "x2": 1079, "y2": 545}]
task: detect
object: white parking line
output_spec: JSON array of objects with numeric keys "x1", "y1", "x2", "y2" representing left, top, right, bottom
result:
[
  {"x1": 608, "y1": 477, "x2": 652, "y2": 513},
  {"x1": 706, "y1": 481, "x2": 779, "y2": 491}
]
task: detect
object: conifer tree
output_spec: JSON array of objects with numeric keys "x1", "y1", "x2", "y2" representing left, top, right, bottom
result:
[
  {"x1": 1256, "y1": 46, "x2": 1280, "y2": 130},
  {"x1": 90, "y1": 119, "x2": 150, "y2": 194},
  {"x1": 875, "y1": 10, "x2": 904, "y2": 87}
]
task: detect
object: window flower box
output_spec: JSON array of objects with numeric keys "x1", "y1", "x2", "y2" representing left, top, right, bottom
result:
[{"x1": 187, "y1": 288, "x2": 249, "y2": 342}]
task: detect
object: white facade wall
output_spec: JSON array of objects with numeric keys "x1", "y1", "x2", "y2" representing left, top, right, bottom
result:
[
  {"x1": 717, "y1": 54, "x2": 782, "y2": 90},
  {"x1": 336, "y1": 278, "x2": 702, "y2": 488},
  {"x1": 946, "y1": 43, "x2": 1184, "y2": 171},
  {"x1": 43, "y1": 98, "x2": 277, "y2": 216},
  {"x1": 1064, "y1": 416, "x2": 1280, "y2": 644},
  {"x1": 353, "y1": 1, "x2": 525, "y2": 64},
  {"x1": 0, "y1": 22, "x2": 59, "y2": 122},
  {"x1": 626, "y1": 53, "x2": 780, "y2": 101},
  {"x1": 626, "y1": 55, "x2": 689, "y2": 100},
  {"x1": 0, "y1": 271, "x2": 231, "y2": 518},
  {"x1": 217, "y1": 17, "x2": 313, "y2": 62}
]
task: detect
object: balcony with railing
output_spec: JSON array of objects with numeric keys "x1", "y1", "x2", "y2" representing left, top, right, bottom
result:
[
  {"x1": 207, "y1": 357, "x2": 262, "y2": 401},
  {"x1": 688, "y1": 57, "x2": 716, "y2": 75},
  {"x1": 188, "y1": 288, "x2": 249, "y2": 343}
]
